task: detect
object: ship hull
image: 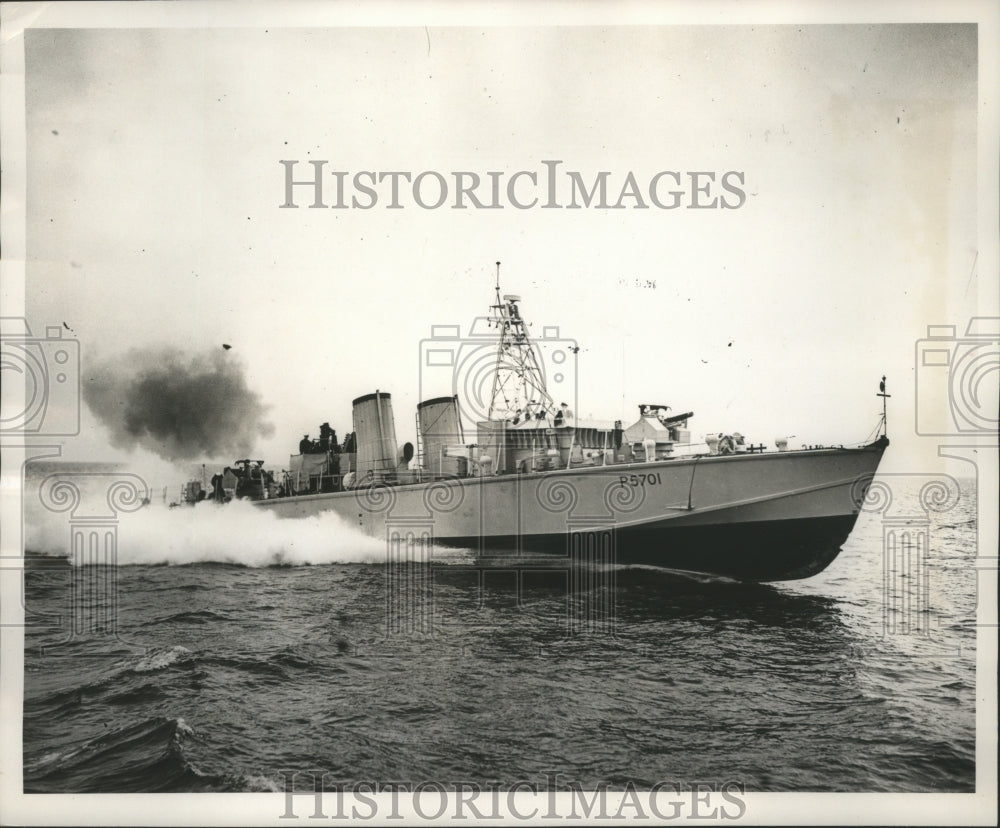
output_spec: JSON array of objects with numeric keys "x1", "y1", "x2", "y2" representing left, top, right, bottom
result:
[
  {"x1": 256, "y1": 443, "x2": 885, "y2": 581},
  {"x1": 422, "y1": 515, "x2": 856, "y2": 581}
]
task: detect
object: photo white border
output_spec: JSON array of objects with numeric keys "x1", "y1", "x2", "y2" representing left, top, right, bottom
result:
[{"x1": 1, "y1": 1, "x2": 997, "y2": 825}]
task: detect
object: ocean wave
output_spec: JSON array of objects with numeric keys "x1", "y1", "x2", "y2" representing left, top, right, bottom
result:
[
  {"x1": 138, "y1": 608, "x2": 233, "y2": 627},
  {"x1": 130, "y1": 645, "x2": 194, "y2": 673},
  {"x1": 24, "y1": 649, "x2": 193, "y2": 718},
  {"x1": 24, "y1": 715, "x2": 218, "y2": 793}
]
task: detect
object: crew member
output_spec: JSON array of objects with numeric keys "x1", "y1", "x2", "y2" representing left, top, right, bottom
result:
[{"x1": 299, "y1": 435, "x2": 311, "y2": 453}]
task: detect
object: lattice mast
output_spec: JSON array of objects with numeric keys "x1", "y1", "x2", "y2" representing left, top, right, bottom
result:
[{"x1": 486, "y1": 262, "x2": 557, "y2": 421}]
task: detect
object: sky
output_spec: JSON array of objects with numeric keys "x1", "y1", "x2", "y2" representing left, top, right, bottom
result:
[{"x1": 7, "y1": 5, "x2": 996, "y2": 484}]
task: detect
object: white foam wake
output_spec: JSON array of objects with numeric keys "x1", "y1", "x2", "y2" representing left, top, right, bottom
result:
[{"x1": 25, "y1": 497, "x2": 388, "y2": 567}]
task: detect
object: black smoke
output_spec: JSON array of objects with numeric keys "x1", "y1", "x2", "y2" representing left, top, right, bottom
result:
[{"x1": 83, "y1": 348, "x2": 275, "y2": 461}]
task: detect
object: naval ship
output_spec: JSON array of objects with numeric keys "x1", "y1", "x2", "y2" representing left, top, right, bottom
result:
[{"x1": 196, "y1": 273, "x2": 889, "y2": 581}]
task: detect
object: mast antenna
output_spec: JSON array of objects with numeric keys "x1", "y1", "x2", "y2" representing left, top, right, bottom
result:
[
  {"x1": 486, "y1": 262, "x2": 555, "y2": 421},
  {"x1": 876, "y1": 375, "x2": 890, "y2": 439},
  {"x1": 494, "y1": 261, "x2": 502, "y2": 311}
]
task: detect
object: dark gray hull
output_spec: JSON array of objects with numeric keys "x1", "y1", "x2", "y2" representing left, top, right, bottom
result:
[{"x1": 432, "y1": 513, "x2": 857, "y2": 581}]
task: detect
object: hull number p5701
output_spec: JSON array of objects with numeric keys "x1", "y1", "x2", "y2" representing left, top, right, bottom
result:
[{"x1": 620, "y1": 472, "x2": 662, "y2": 488}]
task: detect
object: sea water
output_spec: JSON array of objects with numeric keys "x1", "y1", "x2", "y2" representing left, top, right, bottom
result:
[{"x1": 18, "y1": 461, "x2": 977, "y2": 792}]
